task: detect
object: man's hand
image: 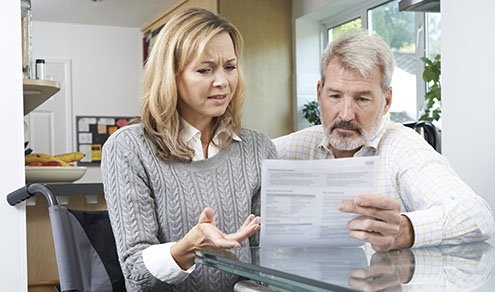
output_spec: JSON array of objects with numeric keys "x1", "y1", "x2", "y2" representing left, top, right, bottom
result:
[
  {"x1": 338, "y1": 194, "x2": 414, "y2": 251},
  {"x1": 171, "y1": 207, "x2": 261, "y2": 269}
]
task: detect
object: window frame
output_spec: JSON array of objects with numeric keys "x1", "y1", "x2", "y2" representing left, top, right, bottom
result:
[{"x1": 319, "y1": 0, "x2": 430, "y2": 121}]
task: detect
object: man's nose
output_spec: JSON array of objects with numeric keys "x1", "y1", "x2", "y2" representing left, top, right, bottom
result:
[{"x1": 338, "y1": 99, "x2": 355, "y2": 121}]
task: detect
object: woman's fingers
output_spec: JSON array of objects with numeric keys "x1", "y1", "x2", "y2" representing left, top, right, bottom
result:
[
  {"x1": 198, "y1": 207, "x2": 215, "y2": 224},
  {"x1": 195, "y1": 209, "x2": 260, "y2": 249}
]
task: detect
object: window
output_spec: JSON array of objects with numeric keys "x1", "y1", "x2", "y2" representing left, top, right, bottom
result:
[
  {"x1": 323, "y1": 0, "x2": 441, "y2": 123},
  {"x1": 327, "y1": 18, "x2": 362, "y2": 42}
]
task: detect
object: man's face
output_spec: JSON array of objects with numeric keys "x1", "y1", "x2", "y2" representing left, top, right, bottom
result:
[{"x1": 317, "y1": 59, "x2": 392, "y2": 155}]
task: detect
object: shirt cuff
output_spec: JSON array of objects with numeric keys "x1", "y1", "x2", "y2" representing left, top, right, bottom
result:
[
  {"x1": 402, "y1": 207, "x2": 443, "y2": 248},
  {"x1": 142, "y1": 242, "x2": 196, "y2": 284}
]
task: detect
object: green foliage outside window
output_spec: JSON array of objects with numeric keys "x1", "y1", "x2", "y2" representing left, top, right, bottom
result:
[
  {"x1": 302, "y1": 100, "x2": 321, "y2": 125},
  {"x1": 330, "y1": 18, "x2": 362, "y2": 39},
  {"x1": 418, "y1": 54, "x2": 441, "y2": 122}
]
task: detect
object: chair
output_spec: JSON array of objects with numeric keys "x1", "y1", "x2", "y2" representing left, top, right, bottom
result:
[
  {"x1": 403, "y1": 120, "x2": 442, "y2": 153},
  {"x1": 7, "y1": 183, "x2": 125, "y2": 292}
]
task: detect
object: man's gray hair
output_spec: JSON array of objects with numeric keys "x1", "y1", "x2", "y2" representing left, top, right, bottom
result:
[{"x1": 320, "y1": 31, "x2": 395, "y2": 91}]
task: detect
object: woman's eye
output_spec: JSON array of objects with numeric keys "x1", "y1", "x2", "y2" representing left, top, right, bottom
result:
[
  {"x1": 225, "y1": 65, "x2": 237, "y2": 71},
  {"x1": 197, "y1": 68, "x2": 211, "y2": 74}
]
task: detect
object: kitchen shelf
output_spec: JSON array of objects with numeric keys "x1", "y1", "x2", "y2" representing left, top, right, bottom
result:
[{"x1": 23, "y1": 78, "x2": 61, "y2": 115}]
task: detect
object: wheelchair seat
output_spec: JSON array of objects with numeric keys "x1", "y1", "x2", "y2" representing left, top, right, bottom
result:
[{"x1": 7, "y1": 183, "x2": 125, "y2": 292}]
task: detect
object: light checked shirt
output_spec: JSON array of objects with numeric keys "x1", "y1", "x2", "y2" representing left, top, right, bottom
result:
[{"x1": 273, "y1": 116, "x2": 495, "y2": 248}]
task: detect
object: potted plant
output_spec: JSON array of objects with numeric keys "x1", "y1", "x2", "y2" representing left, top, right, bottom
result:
[
  {"x1": 302, "y1": 100, "x2": 321, "y2": 125},
  {"x1": 418, "y1": 54, "x2": 441, "y2": 122}
]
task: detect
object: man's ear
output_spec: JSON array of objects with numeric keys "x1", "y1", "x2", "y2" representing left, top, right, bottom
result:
[
  {"x1": 383, "y1": 87, "x2": 392, "y2": 114},
  {"x1": 317, "y1": 80, "x2": 323, "y2": 103}
]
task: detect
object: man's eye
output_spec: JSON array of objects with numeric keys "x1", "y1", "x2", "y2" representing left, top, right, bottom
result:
[
  {"x1": 329, "y1": 94, "x2": 341, "y2": 100},
  {"x1": 357, "y1": 97, "x2": 371, "y2": 102}
]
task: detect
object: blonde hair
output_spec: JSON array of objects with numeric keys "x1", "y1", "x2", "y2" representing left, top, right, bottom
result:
[{"x1": 140, "y1": 8, "x2": 246, "y2": 161}]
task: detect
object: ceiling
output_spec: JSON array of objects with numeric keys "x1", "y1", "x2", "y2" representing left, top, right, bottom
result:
[{"x1": 30, "y1": 0, "x2": 178, "y2": 28}]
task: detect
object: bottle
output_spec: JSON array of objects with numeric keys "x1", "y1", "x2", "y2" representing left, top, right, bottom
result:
[{"x1": 35, "y1": 59, "x2": 46, "y2": 80}]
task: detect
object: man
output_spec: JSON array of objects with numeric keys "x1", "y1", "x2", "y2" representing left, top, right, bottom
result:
[{"x1": 273, "y1": 32, "x2": 494, "y2": 251}]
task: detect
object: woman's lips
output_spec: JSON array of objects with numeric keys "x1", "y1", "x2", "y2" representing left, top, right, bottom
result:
[{"x1": 208, "y1": 94, "x2": 227, "y2": 99}]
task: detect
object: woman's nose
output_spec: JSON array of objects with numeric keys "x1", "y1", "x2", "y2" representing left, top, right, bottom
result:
[{"x1": 212, "y1": 71, "x2": 228, "y2": 88}]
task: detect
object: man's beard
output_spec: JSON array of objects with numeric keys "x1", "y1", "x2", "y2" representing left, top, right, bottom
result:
[{"x1": 325, "y1": 117, "x2": 382, "y2": 151}]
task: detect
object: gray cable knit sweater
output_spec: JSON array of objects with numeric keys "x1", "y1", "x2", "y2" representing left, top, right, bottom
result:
[{"x1": 101, "y1": 123, "x2": 277, "y2": 292}]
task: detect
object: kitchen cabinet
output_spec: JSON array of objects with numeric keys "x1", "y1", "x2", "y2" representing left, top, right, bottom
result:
[
  {"x1": 140, "y1": 0, "x2": 294, "y2": 138},
  {"x1": 23, "y1": 78, "x2": 60, "y2": 116}
]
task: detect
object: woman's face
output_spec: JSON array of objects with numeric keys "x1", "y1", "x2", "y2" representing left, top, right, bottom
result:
[{"x1": 177, "y1": 32, "x2": 238, "y2": 129}]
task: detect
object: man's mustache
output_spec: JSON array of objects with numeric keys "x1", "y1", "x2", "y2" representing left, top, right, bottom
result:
[{"x1": 330, "y1": 121, "x2": 362, "y2": 135}]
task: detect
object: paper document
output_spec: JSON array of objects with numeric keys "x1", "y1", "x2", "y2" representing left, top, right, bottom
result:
[{"x1": 260, "y1": 156, "x2": 379, "y2": 247}]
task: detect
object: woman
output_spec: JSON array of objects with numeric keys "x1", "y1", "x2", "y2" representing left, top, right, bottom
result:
[{"x1": 101, "y1": 8, "x2": 277, "y2": 291}]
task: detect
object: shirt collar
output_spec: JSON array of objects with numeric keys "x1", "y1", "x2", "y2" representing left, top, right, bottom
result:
[
  {"x1": 181, "y1": 118, "x2": 242, "y2": 144},
  {"x1": 182, "y1": 119, "x2": 200, "y2": 143}
]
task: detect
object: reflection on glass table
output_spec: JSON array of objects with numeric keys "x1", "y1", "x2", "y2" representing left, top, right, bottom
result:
[{"x1": 195, "y1": 242, "x2": 495, "y2": 292}]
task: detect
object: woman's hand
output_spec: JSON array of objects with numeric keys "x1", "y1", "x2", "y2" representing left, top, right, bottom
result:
[
  {"x1": 225, "y1": 212, "x2": 261, "y2": 242},
  {"x1": 171, "y1": 207, "x2": 261, "y2": 269}
]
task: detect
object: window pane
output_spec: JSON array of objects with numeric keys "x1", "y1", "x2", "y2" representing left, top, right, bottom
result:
[
  {"x1": 424, "y1": 12, "x2": 441, "y2": 126},
  {"x1": 426, "y1": 13, "x2": 441, "y2": 59},
  {"x1": 369, "y1": 0, "x2": 417, "y2": 123},
  {"x1": 327, "y1": 18, "x2": 362, "y2": 43}
]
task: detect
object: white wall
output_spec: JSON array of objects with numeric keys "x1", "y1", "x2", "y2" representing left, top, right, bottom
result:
[
  {"x1": 0, "y1": 1, "x2": 28, "y2": 291},
  {"x1": 441, "y1": 0, "x2": 495, "y2": 219},
  {"x1": 32, "y1": 22, "x2": 142, "y2": 182}
]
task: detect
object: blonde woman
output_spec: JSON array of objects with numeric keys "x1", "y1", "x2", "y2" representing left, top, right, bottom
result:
[{"x1": 102, "y1": 8, "x2": 276, "y2": 291}]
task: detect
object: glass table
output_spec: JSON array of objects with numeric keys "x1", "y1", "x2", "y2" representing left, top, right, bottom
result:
[{"x1": 195, "y1": 242, "x2": 495, "y2": 291}]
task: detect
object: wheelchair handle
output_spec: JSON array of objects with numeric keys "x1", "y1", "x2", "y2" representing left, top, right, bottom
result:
[
  {"x1": 414, "y1": 121, "x2": 438, "y2": 151},
  {"x1": 7, "y1": 183, "x2": 59, "y2": 207}
]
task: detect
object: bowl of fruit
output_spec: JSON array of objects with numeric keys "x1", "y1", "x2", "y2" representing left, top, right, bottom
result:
[{"x1": 25, "y1": 152, "x2": 87, "y2": 183}]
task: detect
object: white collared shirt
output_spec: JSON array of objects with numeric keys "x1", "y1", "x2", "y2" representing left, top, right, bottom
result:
[
  {"x1": 181, "y1": 119, "x2": 242, "y2": 161},
  {"x1": 142, "y1": 119, "x2": 242, "y2": 284}
]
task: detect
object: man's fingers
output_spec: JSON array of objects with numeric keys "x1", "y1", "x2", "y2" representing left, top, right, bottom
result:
[
  {"x1": 339, "y1": 195, "x2": 400, "y2": 212},
  {"x1": 354, "y1": 195, "x2": 401, "y2": 211},
  {"x1": 339, "y1": 196, "x2": 401, "y2": 224},
  {"x1": 348, "y1": 229, "x2": 395, "y2": 251},
  {"x1": 349, "y1": 216, "x2": 399, "y2": 235},
  {"x1": 340, "y1": 204, "x2": 401, "y2": 224}
]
